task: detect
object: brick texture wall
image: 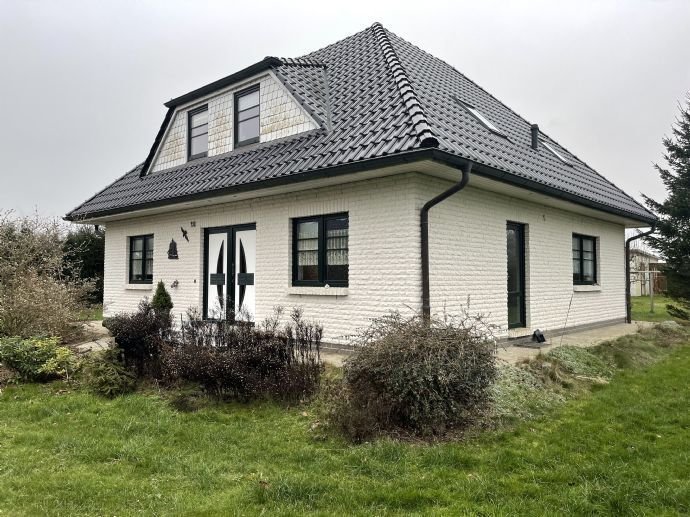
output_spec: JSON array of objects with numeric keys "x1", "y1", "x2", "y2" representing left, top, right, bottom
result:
[
  {"x1": 416, "y1": 175, "x2": 626, "y2": 335},
  {"x1": 103, "y1": 174, "x2": 420, "y2": 344},
  {"x1": 103, "y1": 171, "x2": 627, "y2": 343},
  {"x1": 151, "y1": 73, "x2": 317, "y2": 173}
]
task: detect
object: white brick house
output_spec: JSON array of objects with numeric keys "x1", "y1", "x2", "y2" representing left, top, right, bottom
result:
[{"x1": 66, "y1": 23, "x2": 655, "y2": 344}]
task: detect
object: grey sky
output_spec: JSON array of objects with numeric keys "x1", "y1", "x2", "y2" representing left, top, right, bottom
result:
[{"x1": 1, "y1": 0, "x2": 688, "y2": 220}]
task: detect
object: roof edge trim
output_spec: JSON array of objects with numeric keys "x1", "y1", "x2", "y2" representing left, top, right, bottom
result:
[
  {"x1": 164, "y1": 56, "x2": 283, "y2": 108},
  {"x1": 66, "y1": 148, "x2": 656, "y2": 225},
  {"x1": 371, "y1": 22, "x2": 439, "y2": 148},
  {"x1": 140, "y1": 107, "x2": 174, "y2": 177}
]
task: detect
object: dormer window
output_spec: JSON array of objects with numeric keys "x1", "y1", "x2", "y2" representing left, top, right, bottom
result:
[
  {"x1": 235, "y1": 85, "x2": 260, "y2": 147},
  {"x1": 188, "y1": 105, "x2": 208, "y2": 160}
]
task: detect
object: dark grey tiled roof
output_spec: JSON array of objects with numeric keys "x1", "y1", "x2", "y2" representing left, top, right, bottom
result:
[{"x1": 66, "y1": 23, "x2": 654, "y2": 223}]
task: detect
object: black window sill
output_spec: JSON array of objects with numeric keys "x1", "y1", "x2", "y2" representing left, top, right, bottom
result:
[
  {"x1": 235, "y1": 137, "x2": 260, "y2": 148},
  {"x1": 291, "y1": 282, "x2": 348, "y2": 288},
  {"x1": 188, "y1": 152, "x2": 208, "y2": 162}
]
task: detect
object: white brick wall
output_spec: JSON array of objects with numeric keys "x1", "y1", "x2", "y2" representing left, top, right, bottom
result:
[
  {"x1": 416, "y1": 175, "x2": 626, "y2": 335},
  {"x1": 103, "y1": 171, "x2": 627, "y2": 343},
  {"x1": 151, "y1": 74, "x2": 318, "y2": 173},
  {"x1": 103, "y1": 174, "x2": 420, "y2": 344}
]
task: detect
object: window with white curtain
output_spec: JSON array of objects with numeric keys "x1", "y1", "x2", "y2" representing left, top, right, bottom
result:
[{"x1": 293, "y1": 213, "x2": 348, "y2": 286}]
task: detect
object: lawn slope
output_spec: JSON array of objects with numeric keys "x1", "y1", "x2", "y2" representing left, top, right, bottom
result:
[{"x1": 0, "y1": 348, "x2": 689, "y2": 515}]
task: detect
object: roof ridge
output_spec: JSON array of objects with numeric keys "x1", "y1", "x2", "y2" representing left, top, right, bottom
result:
[
  {"x1": 370, "y1": 22, "x2": 439, "y2": 149},
  {"x1": 279, "y1": 57, "x2": 326, "y2": 68}
]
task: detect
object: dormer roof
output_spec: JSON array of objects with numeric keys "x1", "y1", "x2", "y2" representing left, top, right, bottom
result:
[{"x1": 66, "y1": 23, "x2": 655, "y2": 223}]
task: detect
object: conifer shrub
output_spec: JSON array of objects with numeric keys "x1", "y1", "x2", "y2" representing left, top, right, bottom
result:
[
  {"x1": 151, "y1": 281, "x2": 173, "y2": 316},
  {"x1": 80, "y1": 347, "x2": 136, "y2": 398}
]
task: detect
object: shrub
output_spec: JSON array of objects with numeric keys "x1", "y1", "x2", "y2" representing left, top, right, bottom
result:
[
  {"x1": 103, "y1": 300, "x2": 171, "y2": 376},
  {"x1": 0, "y1": 211, "x2": 92, "y2": 339},
  {"x1": 325, "y1": 312, "x2": 497, "y2": 441},
  {"x1": 0, "y1": 336, "x2": 76, "y2": 382},
  {"x1": 151, "y1": 281, "x2": 173, "y2": 316},
  {"x1": 79, "y1": 348, "x2": 136, "y2": 398},
  {"x1": 162, "y1": 307, "x2": 322, "y2": 401}
]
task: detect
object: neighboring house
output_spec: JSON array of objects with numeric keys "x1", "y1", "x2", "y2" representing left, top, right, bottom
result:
[
  {"x1": 66, "y1": 23, "x2": 656, "y2": 344},
  {"x1": 629, "y1": 247, "x2": 664, "y2": 296}
]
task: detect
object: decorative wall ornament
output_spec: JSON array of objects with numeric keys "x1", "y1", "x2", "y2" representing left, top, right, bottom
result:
[
  {"x1": 180, "y1": 227, "x2": 189, "y2": 242},
  {"x1": 170, "y1": 279, "x2": 179, "y2": 288},
  {"x1": 167, "y1": 239, "x2": 179, "y2": 259}
]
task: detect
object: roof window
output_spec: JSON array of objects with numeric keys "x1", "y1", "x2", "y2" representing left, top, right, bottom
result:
[
  {"x1": 540, "y1": 140, "x2": 572, "y2": 166},
  {"x1": 455, "y1": 97, "x2": 505, "y2": 137}
]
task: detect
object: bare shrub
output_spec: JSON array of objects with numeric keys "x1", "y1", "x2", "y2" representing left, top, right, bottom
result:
[
  {"x1": 162, "y1": 307, "x2": 322, "y2": 401},
  {"x1": 323, "y1": 311, "x2": 497, "y2": 441},
  {"x1": 0, "y1": 210, "x2": 92, "y2": 339}
]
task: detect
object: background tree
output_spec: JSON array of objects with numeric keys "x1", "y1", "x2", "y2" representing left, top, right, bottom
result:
[
  {"x1": 63, "y1": 225, "x2": 105, "y2": 304},
  {"x1": 643, "y1": 95, "x2": 690, "y2": 319}
]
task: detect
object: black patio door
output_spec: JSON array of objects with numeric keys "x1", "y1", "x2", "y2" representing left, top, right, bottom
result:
[{"x1": 506, "y1": 222, "x2": 526, "y2": 329}]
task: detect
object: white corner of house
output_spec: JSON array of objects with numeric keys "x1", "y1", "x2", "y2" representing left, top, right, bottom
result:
[
  {"x1": 286, "y1": 286, "x2": 349, "y2": 297},
  {"x1": 124, "y1": 284, "x2": 154, "y2": 291},
  {"x1": 573, "y1": 284, "x2": 602, "y2": 293}
]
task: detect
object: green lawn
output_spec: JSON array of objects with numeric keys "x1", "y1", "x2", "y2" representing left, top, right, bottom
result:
[
  {"x1": 1, "y1": 345, "x2": 689, "y2": 514},
  {"x1": 76, "y1": 304, "x2": 103, "y2": 322},
  {"x1": 631, "y1": 295, "x2": 674, "y2": 322}
]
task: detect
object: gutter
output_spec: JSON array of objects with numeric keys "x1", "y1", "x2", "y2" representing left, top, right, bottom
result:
[
  {"x1": 421, "y1": 162, "x2": 472, "y2": 321},
  {"x1": 625, "y1": 224, "x2": 657, "y2": 323},
  {"x1": 66, "y1": 149, "x2": 655, "y2": 224}
]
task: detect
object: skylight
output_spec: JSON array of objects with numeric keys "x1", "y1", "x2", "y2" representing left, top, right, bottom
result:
[
  {"x1": 455, "y1": 97, "x2": 505, "y2": 137},
  {"x1": 540, "y1": 140, "x2": 572, "y2": 166}
]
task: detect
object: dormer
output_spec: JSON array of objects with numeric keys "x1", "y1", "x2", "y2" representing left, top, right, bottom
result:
[{"x1": 143, "y1": 58, "x2": 322, "y2": 175}]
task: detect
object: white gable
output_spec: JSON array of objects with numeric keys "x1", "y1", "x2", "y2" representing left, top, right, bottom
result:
[{"x1": 151, "y1": 73, "x2": 318, "y2": 173}]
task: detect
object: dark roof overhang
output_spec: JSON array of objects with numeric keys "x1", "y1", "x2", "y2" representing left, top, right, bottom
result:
[
  {"x1": 164, "y1": 56, "x2": 282, "y2": 108},
  {"x1": 65, "y1": 148, "x2": 656, "y2": 226}
]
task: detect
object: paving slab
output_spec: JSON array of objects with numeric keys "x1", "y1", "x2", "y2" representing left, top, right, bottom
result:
[
  {"x1": 497, "y1": 321, "x2": 655, "y2": 364},
  {"x1": 320, "y1": 321, "x2": 657, "y2": 367}
]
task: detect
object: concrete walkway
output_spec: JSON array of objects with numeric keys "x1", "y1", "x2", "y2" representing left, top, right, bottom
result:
[
  {"x1": 320, "y1": 321, "x2": 655, "y2": 367},
  {"x1": 72, "y1": 321, "x2": 113, "y2": 353},
  {"x1": 497, "y1": 321, "x2": 654, "y2": 364}
]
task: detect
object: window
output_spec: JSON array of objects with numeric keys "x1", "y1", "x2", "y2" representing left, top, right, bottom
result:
[
  {"x1": 188, "y1": 105, "x2": 208, "y2": 160},
  {"x1": 235, "y1": 85, "x2": 260, "y2": 146},
  {"x1": 572, "y1": 234, "x2": 597, "y2": 285},
  {"x1": 541, "y1": 139, "x2": 572, "y2": 166},
  {"x1": 293, "y1": 213, "x2": 348, "y2": 287},
  {"x1": 454, "y1": 97, "x2": 505, "y2": 137},
  {"x1": 129, "y1": 235, "x2": 154, "y2": 284}
]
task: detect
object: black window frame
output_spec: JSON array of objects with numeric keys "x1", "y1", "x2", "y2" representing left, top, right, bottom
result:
[
  {"x1": 572, "y1": 233, "x2": 598, "y2": 285},
  {"x1": 129, "y1": 234, "x2": 154, "y2": 284},
  {"x1": 234, "y1": 84, "x2": 260, "y2": 147},
  {"x1": 292, "y1": 213, "x2": 349, "y2": 287},
  {"x1": 188, "y1": 104, "x2": 209, "y2": 161}
]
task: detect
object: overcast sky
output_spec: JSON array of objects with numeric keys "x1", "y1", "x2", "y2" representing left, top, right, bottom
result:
[{"x1": 0, "y1": 0, "x2": 688, "y2": 220}]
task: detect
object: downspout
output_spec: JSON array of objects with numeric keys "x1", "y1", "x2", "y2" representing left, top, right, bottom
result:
[
  {"x1": 625, "y1": 224, "x2": 656, "y2": 323},
  {"x1": 421, "y1": 162, "x2": 472, "y2": 321}
]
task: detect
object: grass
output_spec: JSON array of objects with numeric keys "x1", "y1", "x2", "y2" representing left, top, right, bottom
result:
[
  {"x1": 631, "y1": 295, "x2": 675, "y2": 322},
  {"x1": 0, "y1": 329, "x2": 688, "y2": 514},
  {"x1": 76, "y1": 304, "x2": 103, "y2": 322}
]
